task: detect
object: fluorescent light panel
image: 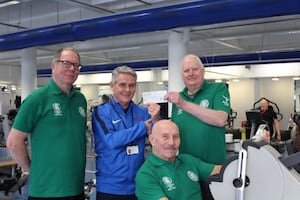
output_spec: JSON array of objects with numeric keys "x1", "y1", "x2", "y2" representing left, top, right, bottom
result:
[
  {"x1": 0, "y1": 0, "x2": 20, "y2": 8},
  {"x1": 272, "y1": 77, "x2": 279, "y2": 81}
]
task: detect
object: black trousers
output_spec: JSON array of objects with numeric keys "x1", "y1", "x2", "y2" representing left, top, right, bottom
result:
[
  {"x1": 96, "y1": 192, "x2": 137, "y2": 200},
  {"x1": 200, "y1": 180, "x2": 215, "y2": 200},
  {"x1": 28, "y1": 193, "x2": 85, "y2": 200}
]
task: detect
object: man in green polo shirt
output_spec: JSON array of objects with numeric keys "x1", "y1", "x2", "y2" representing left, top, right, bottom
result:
[
  {"x1": 164, "y1": 54, "x2": 231, "y2": 200},
  {"x1": 6, "y1": 47, "x2": 87, "y2": 200},
  {"x1": 135, "y1": 120, "x2": 221, "y2": 200}
]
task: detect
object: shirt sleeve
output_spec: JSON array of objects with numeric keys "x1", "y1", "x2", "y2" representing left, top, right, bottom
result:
[
  {"x1": 135, "y1": 166, "x2": 167, "y2": 200},
  {"x1": 269, "y1": 107, "x2": 278, "y2": 119},
  {"x1": 13, "y1": 91, "x2": 41, "y2": 133},
  {"x1": 213, "y1": 83, "x2": 231, "y2": 114},
  {"x1": 190, "y1": 155, "x2": 215, "y2": 181}
]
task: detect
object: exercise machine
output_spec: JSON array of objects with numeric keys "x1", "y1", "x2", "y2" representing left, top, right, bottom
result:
[{"x1": 209, "y1": 139, "x2": 300, "y2": 200}]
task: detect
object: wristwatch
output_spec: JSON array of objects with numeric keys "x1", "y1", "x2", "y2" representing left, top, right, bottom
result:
[{"x1": 22, "y1": 171, "x2": 29, "y2": 176}]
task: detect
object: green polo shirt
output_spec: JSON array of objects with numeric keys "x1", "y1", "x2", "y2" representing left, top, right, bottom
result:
[
  {"x1": 13, "y1": 79, "x2": 87, "y2": 197},
  {"x1": 172, "y1": 80, "x2": 231, "y2": 164},
  {"x1": 135, "y1": 153, "x2": 214, "y2": 200}
]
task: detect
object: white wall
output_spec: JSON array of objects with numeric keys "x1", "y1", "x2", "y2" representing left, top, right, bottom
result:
[
  {"x1": 80, "y1": 84, "x2": 100, "y2": 103},
  {"x1": 0, "y1": 66, "x2": 20, "y2": 85},
  {"x1": 229, "y1": 79, "x2": 256, "y2": 127}
]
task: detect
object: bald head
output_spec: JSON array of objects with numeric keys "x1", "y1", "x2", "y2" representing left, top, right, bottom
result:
[
  {"x1": 151, "y1": 120, "x2": 179, "y2": 136},
  {"x1": 150, "y1": 120, "x2": 180, "y2": 162},
  {"x1": 260, "y1": 99, "x2": 269, "y2": 112}
]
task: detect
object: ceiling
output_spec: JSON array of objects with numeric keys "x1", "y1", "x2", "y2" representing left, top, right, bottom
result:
[{"x1": 0, "y1": 0, "x2": 300, "y2": 77}]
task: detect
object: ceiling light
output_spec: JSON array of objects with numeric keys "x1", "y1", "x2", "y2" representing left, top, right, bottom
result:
[
  {"x1": 11, "y1": 86, "x2": 16, "y2": 91},
  {"x1": 0, "y1": 0, "x2": 20, "y2": 8},
  {"x1": 272, "y1": 77, "x2": 279, "y2": 81},
  {"x1": 293, "y1": 77, "x2": 300, "y2": 80}
]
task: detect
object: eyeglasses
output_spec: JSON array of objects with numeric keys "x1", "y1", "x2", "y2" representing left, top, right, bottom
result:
[{"x1": 56, "y1": 60, "x2": 82, "y2": 70}]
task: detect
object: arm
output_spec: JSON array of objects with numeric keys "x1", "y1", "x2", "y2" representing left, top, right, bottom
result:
[
  {"x1": 6, "y1": 128, "x2": 30, "y2": 172},
  {"x1": 210, "y1": 165, "x2": 222, "y2": 175},
  {"x1": 144, "y1": 102, "x2": 161, "y2": 135},
  {"x1": 165, "y1": 92, "x2": 228, "y2": 127}
]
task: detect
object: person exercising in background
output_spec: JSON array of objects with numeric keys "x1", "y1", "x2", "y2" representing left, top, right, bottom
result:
[{"x1": 259, "y1": 98, "x2": 281, "y2": 141}]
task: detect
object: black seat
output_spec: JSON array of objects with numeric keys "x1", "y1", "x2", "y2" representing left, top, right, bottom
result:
[{"x1": 280, "y1": 130, "x2": 291, "y2": 141}]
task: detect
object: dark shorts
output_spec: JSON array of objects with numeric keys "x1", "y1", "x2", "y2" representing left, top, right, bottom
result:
[{"x1": 96, "y1": 192, "x2": 137, "y2": 200}]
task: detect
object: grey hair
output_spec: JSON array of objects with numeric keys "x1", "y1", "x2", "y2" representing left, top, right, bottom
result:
[
  {"x1": 181, "y1": 54, "x2": 204, "y2": 69},
  {"x1": 51, "y1": 47, "x2": 81, "y2": 63},
  {"x1": 111, "y1": 66, "x2": 137, "y2": 83}
]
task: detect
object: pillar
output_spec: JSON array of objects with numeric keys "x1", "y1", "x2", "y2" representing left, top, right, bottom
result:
[
  {"x1": 21, "y1": 47, "x2": 37, "y2": 100},
  {"x1": 167, "y1": 30, "x2": 188, "y2": 116}
]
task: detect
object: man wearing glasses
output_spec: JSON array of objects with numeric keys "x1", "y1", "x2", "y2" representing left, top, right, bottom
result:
[{"x1": 7, "y1": 47, "x2": 87, "y2": 200}]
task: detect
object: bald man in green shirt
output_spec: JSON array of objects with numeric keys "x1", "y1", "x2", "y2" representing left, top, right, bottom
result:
[{"x1": 135, "y1": 120, "x2": 221, "y2": 200}]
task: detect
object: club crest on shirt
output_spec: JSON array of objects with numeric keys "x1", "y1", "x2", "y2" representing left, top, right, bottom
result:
[
  {"x1": 199, "y1": 99, "x2": 209, "y2": 108},
  {"x1": 222, "y1": 95, "x2": 230, "y2": 107},
  {"x1": 78, "y1": 106, "x2": 86, "y2": 117},
  {"x1": 162, "y1": 176, "x2": 176, "y2": 191},
  {"x1": 187, "y1": 170, "x2": 199, "y2": 182},
  {"x1": 52, "y1": 103, "x2": 62, "y2": 116},
  {"x1": 176, "y1": 109, "x2": 183, "y2": 115}
]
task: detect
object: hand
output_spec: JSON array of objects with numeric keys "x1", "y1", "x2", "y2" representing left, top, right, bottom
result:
[
  {"x1": 145, "y1": 103, "x2": 161, "y2": 123},
  {"x1": 276, "y1": 134, "x2": 281, "y2": 142},
  {"x1": 164, "y1": 92, "x2": 184, "y2": 108}
]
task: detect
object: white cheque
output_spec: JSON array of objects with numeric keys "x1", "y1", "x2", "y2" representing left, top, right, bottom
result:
[{"x1": 142, "y1": 90, "x2": 167, "y2": 104}]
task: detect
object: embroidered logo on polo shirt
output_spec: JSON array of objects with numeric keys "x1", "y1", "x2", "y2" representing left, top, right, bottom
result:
[
  {"x1": 222, "y1": 95, "x2": 230, "y2": 107},
  {"x1": 52, "y1": 103, "x2": 62, "y2": 116},
  {"x1": 176, "y1": 109, "x2": 183, "y2": 115},
  {"x1": 187, "y1": 170, "x2": 199, "y2": 182},
  {"x1": 78, "y1": 106, "x2": 86, "y2": 117},
  {"x1": 200, "y1": 99, "x2": 209, "y2": 108},
  {"x1": 162, "y1": 176, "x2": 176, "y2": 191}
]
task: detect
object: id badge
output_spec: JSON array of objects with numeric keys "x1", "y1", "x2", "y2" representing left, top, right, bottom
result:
[{"x1": 126, "y1": 145, "x2": 139, "y2": 155}]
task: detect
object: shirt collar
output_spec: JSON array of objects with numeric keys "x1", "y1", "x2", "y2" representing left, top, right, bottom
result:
[
  {"x1": 110, "y1": 96, "x2": 134, "y2": 110},
  {"x1": 182, "y1": 79, "x2": 208, "y2": 98},
  {"x1": 49, "y1": 78, "x2": 76, "y2": 97},
  {"x1": 148, "y1": 152, "x2": 182, "y2": 167}
]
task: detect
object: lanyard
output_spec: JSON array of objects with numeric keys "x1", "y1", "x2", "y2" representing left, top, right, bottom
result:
[{"x1": 109, "y1": 99, "x2": 134, "y2": 129}]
